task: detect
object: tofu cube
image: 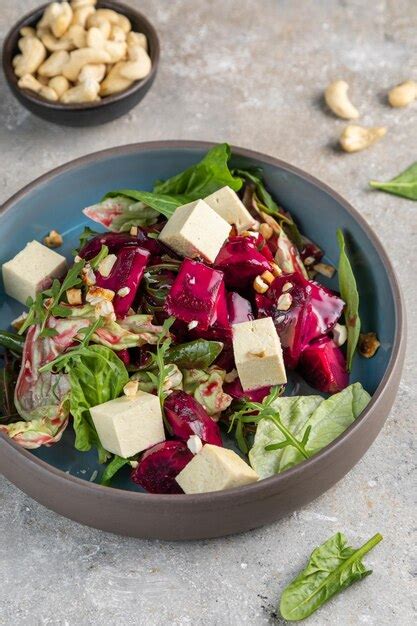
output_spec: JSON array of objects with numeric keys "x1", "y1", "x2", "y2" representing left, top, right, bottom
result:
[
  {"x1": 204, "y1": 186, "x2": 256, "y2": 232},
  {"x1": 2, "y1": 240, "x2": 67, "y2": 305},
  {"x1": 158, "y1": 199, "x2": 231, "y2": 263},
  {"x1": 90, "y1": 391, "x2": 165, "y2": 458},
  {"x1": 175, "y1": 444, "x2": 259, "y2": 494},
  {"x1": 232, "y1": 317, "x2": 287, "y2": 391}
]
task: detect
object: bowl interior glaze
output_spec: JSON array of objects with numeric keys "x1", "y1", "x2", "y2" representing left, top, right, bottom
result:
[{"x1": 0, "y1": 142, "x2": 397, "y2": 492}]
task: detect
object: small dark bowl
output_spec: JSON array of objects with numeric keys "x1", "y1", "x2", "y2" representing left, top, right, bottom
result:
[{"x1": 2, "y1": 1, "x2": 160, "y2": 126}]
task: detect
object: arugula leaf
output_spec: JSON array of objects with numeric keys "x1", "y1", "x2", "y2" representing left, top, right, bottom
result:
[
  {"x1": 76, "y1": 226, "x2": 98, "y2": 253},
  {"x1": 154, "y1": 143, "x2": 242, "y2": 197},
  {"x1": 89, "y1": 245, "x2": 109, "y2": 269},
  {"x1": 279, "y1": 532, "x2": 383, "y2": 621},
  {"x1": 249, "y1": 384, "x2": 370, "y2": 477},
  {"x1": 100, "y1": 455, "x2": 132, "y2": 486},
  {"x1": 165, "y1": 339, "x2": 223, "y2": 369},
  {"x1": 370, "y1": 161, "x2": 417, "y2": 200},
  {"x1": 337, "y1": 230, "x2": 360, "y2": 371},
  {"x1": 145, "y1": 317, "x2": 176, "y2": 408}
]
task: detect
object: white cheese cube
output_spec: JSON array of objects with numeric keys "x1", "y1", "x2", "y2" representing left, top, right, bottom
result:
[
  {"x1": 232, "y1": 317, "x2": 287, "y2": 391},
  {"x1": 2, "y1": 240, "x2": 67, "y2": 305},
  {"x1": 90, "y1": 391, "x2": 165, "y2": 458},
  {"x1": 158, "y1": 199, "x2": 231, "y2": 263},
  {"x1": 204, "y1": 186, "x2": 256, "y2": 232},
  {"x1": 175, "y1": 444, "x2": 259, "y2": 494}
]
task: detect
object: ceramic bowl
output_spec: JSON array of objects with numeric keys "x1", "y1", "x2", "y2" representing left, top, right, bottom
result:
[
  {"x1": 0, "y1": 141, "x2": 405, "y2": 539},
  {"x1": 2, "y1": 1, "x2": 160, "y2": 127}
]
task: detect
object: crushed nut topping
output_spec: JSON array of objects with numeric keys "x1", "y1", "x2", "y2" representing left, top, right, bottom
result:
[
  {"x1": 259, "y1": 222, "x2": 273, "y2": 240},
  {"x1": 359, "y1": 332, "x2": 380, "y2": 358},
  {"x1": 130, "y1": 226, "x2": 138, "y2": 236},
  {"x1": 66, "y1": 288, "x2": 82, "y2": 305},
  {"x1": 11, "y1": 312, "x2": 28, "y2": 331},
  {"x1": 253, "y1": 275, "x2": 269, "y2": 294},
  {"x1": 43, "y1": 229, "x2": 63, "y2": 248},
  {"x1": 81, "y1": 264, "x2": 96, "y2": 286},
  {"x1": 313, "y1": 262, "x2": 335, "y2": 278},
  {"x1": 261, "y1": 270, "x2": 275, "y2": 285},
  {"x1": 282, "y1": 281, "x2": 293, "y2": 292},
  {"x1": 123, "y1": 380, "x2": 139, "y2": 397},
  {"x1": 270, "y1": 262, "x2": 282, "y2": 277},
  {"x1": 188, "y1": 320, "x2": 198, "y2": 330},
  {"x1": 187, "y1": 435, "x2": 203, "y2": 455},
  {"x1": 277, "y1": 293, "x2": 293, "y2": 311},
  {"x1": 98, "y1": 254, "x2": 117, "y2": 278},
  {"x1": 332, "y1": 323, "x2": 347, "y2": 347},
  {"x1": 86, "y1": 286, "x2": 115, "y2": 305},
  {"x1": 117, "y1": 286, "x2": 131, "y2": 298}
]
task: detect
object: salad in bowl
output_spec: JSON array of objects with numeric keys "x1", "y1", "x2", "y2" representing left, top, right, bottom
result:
[{"x1": 0, "y1": 144, "x2": 376, "y2": 495}]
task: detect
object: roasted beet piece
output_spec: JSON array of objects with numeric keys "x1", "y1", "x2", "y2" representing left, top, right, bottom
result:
[
  {"x1": 298, "y1": 336, "x2": 348, "y2": 393},
  {"x1": 256, "y1": 273, "x2": 344, "y2": 369},
  {"x1": 95, "y1": 246, "x2": 150, "y2": 318},
  {"x1": 131, "y1": 440, "x2": 193, "y2": 494},
  {"x1": 79, "y1": 228, "x2": 164, "y2": 260},
  {"x1": 164, "y1": 390, "x2": 223, "y2": 446},
  {"x1": 164, "y1": 259, "x2": 224, "y2": 330},
  {"x1": 227, "y1": 292, "x2": 254, "y2": 324},
  {"x1": 224, "y1": 378, "x2": 271, "y2": 403},
  {"x1": 214, "y1": 236, "x2": 271, "y2": 290}
]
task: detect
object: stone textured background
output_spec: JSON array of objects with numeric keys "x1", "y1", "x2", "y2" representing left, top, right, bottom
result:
[{"x1": 0, "y1": 1, "x2": 416, "y2": 624}]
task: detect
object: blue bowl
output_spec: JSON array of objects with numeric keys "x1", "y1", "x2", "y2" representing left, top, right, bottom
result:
[{"x1": 0, "y1": 141, "x2": 405, "y2": 539}]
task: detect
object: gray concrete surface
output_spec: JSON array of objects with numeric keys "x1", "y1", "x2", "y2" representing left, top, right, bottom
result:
[{"x1": 0, "y1": 0, "x2": 416, "y2": 624}]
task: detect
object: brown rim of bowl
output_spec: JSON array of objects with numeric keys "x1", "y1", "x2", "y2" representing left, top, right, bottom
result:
[
  {"x1": 2, "y1": 0, "x2": 160, "y2": 111},
  {"x1": 0, "y1": 140, "x2": 406, "y2": 506}
]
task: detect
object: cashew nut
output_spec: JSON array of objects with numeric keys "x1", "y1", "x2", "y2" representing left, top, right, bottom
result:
[
  {"x1": 18, "y1": 73, "x2": 44, "y2": 93},
  {"x1": 78, "y1": 63, "x2": 106, "y2": 83},
  {"x1": 49, "y1": 75, "x2": 70, "y2": 98},
  {"x1": 325, "y1": 80, "x2": 359, "y2": 120},
  {"x1": 62, "y1": 47, "x2": 111, "y2": 81},
  {"x1": 71, "y1": 0, "x2": 96, "y2": 8},
  {"x1": 39, "y1": 2, "x2": 73, "y2": 39},
  {"x1": 100, "y1": 62, "x2": 133, "y2": 96},
  {"x1": 340, "y1": 125, "x2": 387, "y2": 153},
  {"x1": 39, "y1": 86, "x2": 59, "y2": 101},
  {"x1": 14, "y1": 36, "x2": 47, "y2": 78},
  {"x1": 104, "y1": 40, "x2": 127, "y2": 63},
  {"x1": 110, "y1": 25, "x2": 126, "y2": 42},
  {"x1": 88, "y1": 9, "x2": 119, "y2": 26},
  {"x1": 60, "y1": 78, "x2": 100, "y2": 103},
  {"x1": 119, "y1": 45, "x2": 151, "y2": 81},
  {"x1": 71, "y1": 6, "x2": 95, "y2": 28},
  {"x1": 66, "y1": 24, "x2": 87, "y2": 48},
  {"x1": 20, "y1": 26, "x2": 36, "y2": 38},
  {"x1": 36, "y1": 74, "x2": 50, "y2": 86},
  {"x1": 116, "y1": 14, "x2": 131, "y2": 34},
  {"x1": 38, "y1": 50, "x2": 70, "y2": 78},
  {"x1": 39, "y1": 29, "x2": 74, "y2": 52},
  {"x1": 388, "y1": 80, "x2": 417, "y2": 108},
  {"x1": 12, "y1": 55, "x2": 22, "y2": 68},
  {"x1": 127, "y1": 31, "x2": 148, "y2": 51}
]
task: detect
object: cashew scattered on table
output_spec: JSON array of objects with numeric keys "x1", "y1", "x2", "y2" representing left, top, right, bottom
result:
[
  {"x1": 325, "y1": 80, "x2": 359, "y2": 119},
  {"x1": 388, "y1": 80, "x2": 417, "y2": 108},
  {"x1": 78, "y1": 62, "x2": 106, "y2": 83},
  {"x1": 14, "y1": 36, "x2": 47, "y2": 77},
  {"x1": 62, "y1": 47, "x2": 111, "y2": 81},
  {"x1": 339, "y1": 125, "x2": 387, "y2": 153},
  {"x1": 12, "y1": 2, "x2": 151, "y2": 103},
  {"x1": 38, "y1": 50, "x2": 70, "y2": 77},
  {"x1": 60, "y1": 78, "x2": 100, "y2": 103},
  {"x1": 49, "y1": 75, "x2": 70, "y2": 97}
]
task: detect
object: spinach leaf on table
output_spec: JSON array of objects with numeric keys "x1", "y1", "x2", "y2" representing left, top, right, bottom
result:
[
  {"x1": 279, "y1": 532, "x2": 383, "y2": 621},
  {"x1": 249, "y1": 383, "x2": 370, "y2": 477},
  {"x1": 370, "y1": 161, "x2": 417, "y2": 200},
  {"x1": 337, "y1": 229, "x2": 361, "y2": 371}
]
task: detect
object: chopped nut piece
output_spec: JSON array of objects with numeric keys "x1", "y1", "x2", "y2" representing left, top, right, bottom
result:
[
  {"x1": 74, "y1": 255, "x2": 82, "y2": 263},
  {"x1": 187, "y1": 435, "x2": 203, "y2": 455},
  {"x1": 332, "y1": 323, "x2": 347, "y2": 347},
  {"x1": 98, "y1": 253, "x2": 117, "y2": 277},
  {"x1": 261, "y1": 270, "x2": 275, "y2": 285},
  {"x1": 66, "y1": 288, "x2": 82, "y2": 305},
  {"x1": 81, "y1": 264, "x2": 96, "y2": 286},
  {"x1": 224, "y1": 368, "x2": 238, "y2": 383},
  {"x1": 259, "y1": 222, "x2": 273, "y2": 240},
  {"x1": 270, "y1": 262, "x2": 282, "y2": 277},
  {"x1": 282, "y1": 281, "x2": 293, "y2": 292},
  {"x1": 117, "y1": 286, "x2": 130, "y2": 297},
  {"x1": 11, "y1": 312, "x2": 28, "y2": 331},
  {"x1": 95, "y1": 299, "x2": 115, "y2": 319},
  {"x1": 188, "y1": 320, "x2": 198, "y2": 330},
  {"x1": 123, "y1": 380, "x2": 139, "y2": 397},
  {"x1": 130, "y1": 226, "x2": 138, "y2": 236},
  {"x1": 313, "y1": 262, "x2": 335, "y2": 278},
  {"x1": 277, "y1": 293, "x2": 293, "y2": 311},
  {"x1": 303, "y1": 255, "x2": 315, "y2": 266},
  {"x1": 253, "y1": 275, "x2": 269, "y2": 294},
  {"x1": 359, "y1": 332, "x2": 380, "y2": 358},
  {"x1": 44, "y1": 229, "x2": 63, "y2": 248},
  {"x1": 86, "y1": 286, "x2": 115, "y2": 304},
  {"x1": 259, "y1": 211, "x2": 280, "y2": 235}
]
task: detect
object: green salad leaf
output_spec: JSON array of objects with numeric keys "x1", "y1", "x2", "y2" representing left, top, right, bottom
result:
[
  {"x1": 104, "y1": 190, "x2": 184, "y2": 221},
  {"x1": 154, "y1": 143, "x2": 242, "y2": 198},
  {"x1": 279, "y1": 532, "x2": 383, "y2": 621},
  {"x1": 100, "y1": 455, "x2": 132, "y2": 486},
  {"x1": 337, "y1": 230, "x2": 361, "y2": 371},
  {"x1": 370, "y1": 161, "x2": 417, "y2": 200},
  {"x1": 165, "y1": 339, "x2": 223, "y2": 369},
  {"x1": 249, "y1": 383, "x2": 371, "y2": 477}
]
